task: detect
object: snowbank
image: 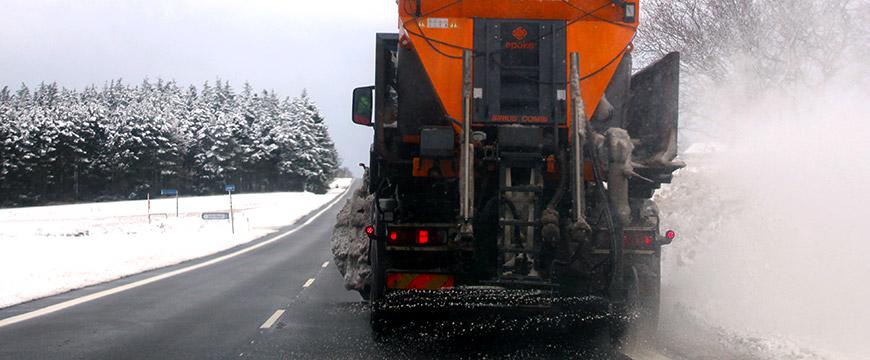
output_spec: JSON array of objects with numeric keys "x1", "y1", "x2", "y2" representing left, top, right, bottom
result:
[
  {"x1": 0, "y1": 178, "x2": 353, "y2": 309},
  {"x1": 330, "y1": 183, "x2": 374, "y2": 296}
]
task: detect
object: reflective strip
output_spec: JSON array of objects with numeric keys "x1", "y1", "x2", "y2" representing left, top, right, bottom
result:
[{"x1": 386, "y1": 273, "x2": 455, "y2": 290}]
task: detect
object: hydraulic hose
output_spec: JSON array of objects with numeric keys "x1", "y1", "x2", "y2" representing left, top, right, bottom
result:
[{"x1": 590, "y1": 142, "x2": 623, "y2": 297}]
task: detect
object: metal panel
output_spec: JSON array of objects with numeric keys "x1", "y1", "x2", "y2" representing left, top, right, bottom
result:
[
  {"x1": 473, "y1": 19, "x2": 566, "y2": 125},
  {"x1": 397, "y1": 36, "x2": 449, "y2": 136},
  {"x1": 420, "y1": 126, "x2": 455, "y2": 157},
  {"x1": 627, "y1": 52, "x2": 680, "y2": 164}
]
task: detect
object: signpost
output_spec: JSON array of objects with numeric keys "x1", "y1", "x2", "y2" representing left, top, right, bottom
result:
[
  {"x1": 161, "y1": 189, "x2": 179, "y2": 217},
  {"x1": 225, "y1": 185, "x2": 236, "y2": 234}
]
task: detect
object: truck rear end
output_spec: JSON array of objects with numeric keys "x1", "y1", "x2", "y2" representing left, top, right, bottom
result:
[{"x1": 339, "y1": 0, "x2": 683, "y2": 337}]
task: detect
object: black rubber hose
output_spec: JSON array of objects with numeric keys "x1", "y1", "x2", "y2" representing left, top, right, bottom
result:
[{"x1": 590, "y1": 143, "x2": 621, "y2": 289}]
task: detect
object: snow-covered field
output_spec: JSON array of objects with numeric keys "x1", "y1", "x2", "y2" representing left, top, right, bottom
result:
[{"x1": 0, "y1": 178, "x2": 352, "y2": 309}]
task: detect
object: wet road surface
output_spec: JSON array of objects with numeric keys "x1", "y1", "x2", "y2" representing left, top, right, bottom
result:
[{"x1": 0, "y1": 184, "x2": 749, "y2": 360}]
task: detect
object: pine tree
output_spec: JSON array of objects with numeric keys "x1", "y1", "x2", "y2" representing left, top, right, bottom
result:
[
  {"x1": 77, "y1": 85, "x2": 111, "y2": 199},
  {"x1": 292, "y1": 90, "x2": 338, "y2": 194},
  {"x1": 0, "y1": 88, "x2": 16, "y2": 203}
]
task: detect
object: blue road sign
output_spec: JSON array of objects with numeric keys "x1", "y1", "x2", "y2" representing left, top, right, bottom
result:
[
  {"x1": 160, "y1": 189, "x2": 178, "y2": 196},
  {"x1": 225, "y1": 184, "x2": 236, "y2": 192},
  {"x1": 202, "y1": 212, "x2": 230, "y2": 220}
]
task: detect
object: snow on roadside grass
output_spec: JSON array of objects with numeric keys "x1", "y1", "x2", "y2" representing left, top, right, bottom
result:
[{"x1": 0, "y1": 178, "x2": 353, "y2": 309}]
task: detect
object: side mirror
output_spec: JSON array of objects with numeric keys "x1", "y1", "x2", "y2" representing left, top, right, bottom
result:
[{"x1": 352, "y1": 86, "x2": 375, "y2": 127}]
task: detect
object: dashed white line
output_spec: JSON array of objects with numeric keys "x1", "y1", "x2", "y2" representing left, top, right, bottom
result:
[
  {"x1": 302, "y1": 278, "x2": 316, "y2": 288},
  {"x1": 321, "y1": 261, "x2": 329, "y2": 268},
  {"x1": 0, "y1": 185, "x2": 353, "y2": 329},
  {"x1": 259, "y1": 309, "x2": 285, "y2": 329}
]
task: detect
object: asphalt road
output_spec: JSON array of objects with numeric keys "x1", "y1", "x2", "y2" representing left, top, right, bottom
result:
[{"x1": 0, "y1": 184, "x2": 678, "y2": 360}]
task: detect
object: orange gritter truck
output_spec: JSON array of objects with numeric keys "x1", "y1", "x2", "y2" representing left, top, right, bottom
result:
[{"x1": 341, "y1": 0, "x2": 684, "y2": 337}]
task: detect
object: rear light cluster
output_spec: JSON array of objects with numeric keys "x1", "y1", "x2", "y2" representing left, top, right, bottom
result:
[
  {"x1": 623, "y1": 231, "x2": 656, "y2": 249},
  {"x1": 387, "y1": 228, "x2": 445, "y2": 246}
]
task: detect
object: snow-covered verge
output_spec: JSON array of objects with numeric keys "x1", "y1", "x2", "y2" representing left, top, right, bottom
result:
[
  {"x1": 0, "y1": 178, "x2": 352, "y2": 309},
  {"x1": 655, "y1": 64, "x2": 870, "y2": 359}
]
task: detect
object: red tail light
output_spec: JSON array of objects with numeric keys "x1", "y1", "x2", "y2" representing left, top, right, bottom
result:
[
  {"x1": 623, "y1": 231, "x2": 656, "y2": 249},
  {"x1": 365, "y1": 225, "x2": 375, "y2": 237},
  {"x1": 384, "y1": 228, "x2": 444, "y2": 245},
  {"x1": 665, "y1": 230, "x2": 676, "y2": 240},
  {"x1": 417, "y1": 230, "x2": 429, "y2": 245}
]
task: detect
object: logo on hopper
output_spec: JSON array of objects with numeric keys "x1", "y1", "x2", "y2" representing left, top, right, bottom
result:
[
  {"x1": 506, "y1": 26, "x2": 536, "y2": 50},
  {"x1": 512, "y1": 26, "x2": 528, "y2": 41}
]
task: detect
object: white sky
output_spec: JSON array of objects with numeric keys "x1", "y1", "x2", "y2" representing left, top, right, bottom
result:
[{"x1": 0, "y1": 0, "x2": 399, "y2": 175}]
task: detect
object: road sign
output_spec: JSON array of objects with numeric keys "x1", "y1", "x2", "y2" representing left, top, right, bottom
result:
[
  {"x1": 226, "y1": 185, "x2": 236, "y2": 234},
  {"x1": 202, "y1": 212, "x2": 230, "y2": 221},
  {"x1": 160, "y1": 189, "x2": 178, "y2": 196}
]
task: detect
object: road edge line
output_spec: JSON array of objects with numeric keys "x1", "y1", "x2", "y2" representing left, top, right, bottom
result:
[{"x1": 0, "y1": 184, "x2": 353, "y2": 329}]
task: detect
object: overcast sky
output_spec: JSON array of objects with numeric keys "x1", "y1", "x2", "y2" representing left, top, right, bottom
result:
[{"x1": 0, "y1": 0, "x2": 399, "y2": 175}]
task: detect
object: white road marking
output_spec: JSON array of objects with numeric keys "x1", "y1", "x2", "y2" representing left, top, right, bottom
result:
[
  {"x1": 259, "y1": 309, "x2": 285, "y2": 329},
  {"x1": 321, "y1": 261, "x2": 329, "y2": 268},
  {"x1": 302, "y1": 278, "x2": 316, "y2": 288},
  {"x1": 0, "y1": 185, "x2": 353, "y2": 329}
]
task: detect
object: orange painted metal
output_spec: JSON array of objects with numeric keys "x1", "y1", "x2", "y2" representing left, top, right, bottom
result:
[
  {"x1": 401, "y1": 134, "x2": 422, "y2": 144},
  {"x1": 583, "y1": 160, "x2": 596, "y2": 181},
  {"x1": 398, "y1": 0, "x2": 639, "y2": 132},
  {"x1": 546, "y1": 155, "x2": 557, "y2": 174},
  {"x1": 400, "y1": 18, "x2": 474, "y2": 133},
  {"x1": 398, "y1": 0, "x2": 631, "y2": 22},
  {"x1": 565, "y1": 21, "x2": 635, "y2": 128},
  {"x1": 413, "y1": 157, "x2": 457, "y2": 177}
]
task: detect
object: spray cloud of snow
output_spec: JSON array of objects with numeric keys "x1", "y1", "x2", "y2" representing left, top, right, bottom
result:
[{"x1": 656, "y1": 31, "x2": 870, "y2": 358}]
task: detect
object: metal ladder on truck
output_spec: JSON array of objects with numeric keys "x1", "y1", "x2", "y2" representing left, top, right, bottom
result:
[{"x1": 495, "y1": 151, "x2": 548, "y2": 286}]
